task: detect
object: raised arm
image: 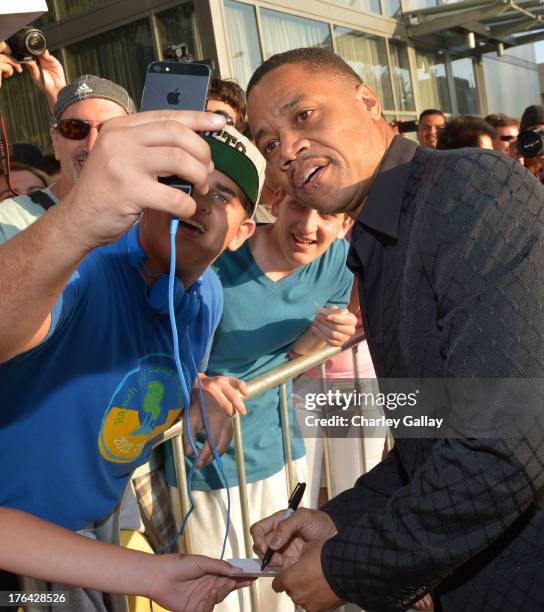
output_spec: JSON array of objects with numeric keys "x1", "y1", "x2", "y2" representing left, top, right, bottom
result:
[
  {"x1": 24, "y1": 49, "x2": 67, "y2": 110},
  {"x1": 0, "y1": 110, "x2": 225, "y2": 362}
]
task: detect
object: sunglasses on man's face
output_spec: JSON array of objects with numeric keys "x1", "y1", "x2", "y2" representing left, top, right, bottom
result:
[
  {"x1": 205, "y1": 110, "x2": 235, "y2": 127},
  {"x1": 500, "y1": 135, "x2": 517, "y2": 142},
  {"x1": 54, "y1": 118, "x2": 105, "y2": 140}
]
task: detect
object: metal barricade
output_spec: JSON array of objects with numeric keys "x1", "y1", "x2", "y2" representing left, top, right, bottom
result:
[{"x1": 153, "y1": 332, "x2": 385, "y2": 611}]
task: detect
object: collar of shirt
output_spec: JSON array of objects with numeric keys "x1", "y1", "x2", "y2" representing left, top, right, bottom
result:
[{"x1": 355, "y1": 135, "x2": 418, "y2": 240}]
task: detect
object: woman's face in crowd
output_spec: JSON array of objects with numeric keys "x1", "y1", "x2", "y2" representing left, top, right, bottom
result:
[{"x1": 0, "y1": 170, "x2": 46, "y2": 201}]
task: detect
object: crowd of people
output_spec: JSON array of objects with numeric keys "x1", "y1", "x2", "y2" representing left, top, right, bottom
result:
[{"x1": 0, "y1": 35, "x2": 543, "y2": 612}]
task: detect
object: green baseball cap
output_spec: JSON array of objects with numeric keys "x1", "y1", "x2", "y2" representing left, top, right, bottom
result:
[{"x1": 202, "y1": 125, "x2": 265, "y2": 217}]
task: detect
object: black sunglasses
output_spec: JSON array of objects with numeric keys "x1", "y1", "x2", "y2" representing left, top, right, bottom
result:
[
  {"x1": 206, "y1": 110, "x2": 235, "y2": 126},
  {"x1": 54, "y1": 118, "x2": 105, "y2": 140},
  {"x1": 500, "y1": 135, "x2": 517, "y2": 142}
]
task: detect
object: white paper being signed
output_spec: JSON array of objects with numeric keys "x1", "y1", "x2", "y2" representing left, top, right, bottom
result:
[{"x1": 228, "y1": 558, "x2": 280, "y2": 577}]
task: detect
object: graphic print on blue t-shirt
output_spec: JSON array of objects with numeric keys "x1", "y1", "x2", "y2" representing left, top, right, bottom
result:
[{"x1": 99, "y1": 353, "x2": 185, "y2": 464}]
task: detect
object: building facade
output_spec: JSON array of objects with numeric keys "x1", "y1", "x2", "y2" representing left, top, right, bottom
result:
[{"x1": 0, "y1": 0, "x2": 540, "y2": 153}]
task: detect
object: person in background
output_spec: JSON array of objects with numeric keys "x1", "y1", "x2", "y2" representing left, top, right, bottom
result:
[
  {"x1": 0, "y1": 143, "x2": 50, "y2": 201},
  {"x1": 437, "y1": 115, "x2": 495, "y2": 150},
  {"x1": 206, "y1": 77, "x2": 274, "y2": 224},
  {"x1": 485, "y1": 113, "x2": 520, "y2": 160},
  {"x1": 519, "y1": 104, "x2": 544, "y2": 181},
  {"x1": 416, "y1": 108, "x2": 446, "y2": 149},
  {"x1": 0, "y1": 74, "x2": 134, "y2": 244},
  {"x1": 207, "y1": 77, "x2": 247, "y2": 133}
]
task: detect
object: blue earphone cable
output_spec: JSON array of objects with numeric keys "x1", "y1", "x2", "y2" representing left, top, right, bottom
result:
[
  {"x1": 161, "y1": 218, "x2": 231, "y2": 559},
  {"x1": 189, "y1": 342, "x2": 232, "y2": 560}
]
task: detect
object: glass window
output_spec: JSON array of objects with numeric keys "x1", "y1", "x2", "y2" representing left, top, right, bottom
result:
[
  {"x1": 415, "y1": 50, "x2": 451, "y2": 113},
  {"x1": 335, "y1": 27, "x2": 394, "y2": 110},
  {"x1": 404, "y1": 0, "x2": 437, "y2": 9},
  {"x1": 331, "y1": 0, "x2": 381, "y2": 15},
  {"x1": 64, "y1": 19, "x2": 155, "y2": 107},
  {"x1": 331, "y1": 0, "x2": 401, "y2": 17},
  {"x1": 389, "y1": 40, "x2": 415, "y2": 111},
  {"x1": 224, "y1": 0, "x2": 262, "y2": 90},
  {"x1": 261, "y1": 9, "x2": 331, "y2": 60},
  {"x1": 0, "y1": 70, "x2": 53, "y2": 154},
  {"x1": 155, "y1": 3, "x2": 201, "y2": 61},
  {"x1": 381, "y1": 0, "x2": 401, "y2": 17},
  {"x1": 451, "y1": 57, "x2": 478, "y2": 115},
  {"x1": 483, "y1": 55, "x2": 540, "y2": 117},
  {"x1": 56, "y1": 0, "x2": 99, "y2": 20}
]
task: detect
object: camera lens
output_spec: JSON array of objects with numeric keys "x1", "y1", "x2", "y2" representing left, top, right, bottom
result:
[
  {"x1": 153, "y1": 64, "x2": 162, "y2": 72},
  {"x1": 6, "y1": 27, "x2": 47, "y2": 61},
  {"x1": 24, "y1": 29, "x2": 47, "y2": 57}
]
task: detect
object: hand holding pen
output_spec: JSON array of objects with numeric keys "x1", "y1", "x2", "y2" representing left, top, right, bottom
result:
[{"x1": 261, "y1": 482, "x2": 306, "y2": 571}]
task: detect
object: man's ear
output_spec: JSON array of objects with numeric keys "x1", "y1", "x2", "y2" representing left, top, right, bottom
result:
[
  {"x1": 270, "y1": 187, "x2": 283, "y2": 217},
  {"x1": 227, "y1": 218, "x2": 256, "y2": 251},
  {"x1": 336, "y1": 215, "x2": 354, "y2": 240},
  {"x1": 355, "y1": 83, "x2": 382, "y2": 121}
]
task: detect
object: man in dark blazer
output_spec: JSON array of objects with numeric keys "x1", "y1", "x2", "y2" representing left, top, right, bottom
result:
[{"x1": 247, "y1": 48, "x2": 544, "y2": 612}]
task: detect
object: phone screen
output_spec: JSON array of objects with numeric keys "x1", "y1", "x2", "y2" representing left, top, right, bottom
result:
[{"x1": 140, "y1": 61, "x2": 212, "y2": 193}]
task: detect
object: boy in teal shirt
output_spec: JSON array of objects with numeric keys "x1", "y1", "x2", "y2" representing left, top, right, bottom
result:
[{"x1": 166, "y1": 192, "x2": 356, "y2": 611}]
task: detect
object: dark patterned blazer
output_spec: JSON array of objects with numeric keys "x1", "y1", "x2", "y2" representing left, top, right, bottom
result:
[{"x1": 320, "y1": 137, "x2": 544, "y2": 611}]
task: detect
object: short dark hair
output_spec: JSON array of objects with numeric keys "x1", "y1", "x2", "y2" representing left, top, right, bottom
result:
[
  {"x1": 437, "y1": 116, "x2": 496, "y2": 150},
  {"x1": 239, "y1": 193, "x2": 254, "y2": 219},
  {"x1": 484, "y1": 113, "x2": 519, "y2": 129},
  {"x1": 246, "y1": 47, "x2": 362, "y2": 99},
  {"x1": 419, "y1": 108, "x2": 446, "y2": 123},
  {"x1": 208, "y1": 78, "x2": 247, "y2": 133}
]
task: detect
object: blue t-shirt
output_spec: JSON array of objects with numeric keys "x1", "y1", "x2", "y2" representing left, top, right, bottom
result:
[
  {"x1": 164, "y1": 238, "x2": 353, "y2": 490},
  {"x1": 0, "y1": 232, "x2": 222, "y2": 530}
]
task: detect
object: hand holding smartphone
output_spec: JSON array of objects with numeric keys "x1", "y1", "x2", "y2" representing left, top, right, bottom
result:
[{"x1": 140, "y1": 60, "x2": 212, "y2": 194}]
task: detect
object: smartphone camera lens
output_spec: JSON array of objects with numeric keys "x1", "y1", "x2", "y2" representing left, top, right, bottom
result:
[{"x1": 153, "y1": 64, "x2": 161, "y2": 72}]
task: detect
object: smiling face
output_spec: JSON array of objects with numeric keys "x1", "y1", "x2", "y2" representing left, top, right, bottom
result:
[
  {"x1": 50, "y1": 98, "x2": 127, "y2": 197},
  {"x1": 417, "y1": 113, "x2": 446, "y2": 148},
  {"x1": 247, "y1": 63, "x2": 393, "y2": 216},
  {"x1": 269, "y1": 191, "x2": 352, "y2": 269},
  {"x1": 139, "y1": 169, "x2": 255, "y2": 287}
]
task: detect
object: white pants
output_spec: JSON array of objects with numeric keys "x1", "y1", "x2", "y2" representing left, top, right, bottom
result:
[{"x1": 293, "y1": 373, "x2": 386, "y2": 498}]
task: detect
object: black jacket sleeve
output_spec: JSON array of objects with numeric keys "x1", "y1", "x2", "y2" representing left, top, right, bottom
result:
[{"x1": 320, "y1": 153, "x2": 544, "y2": 611}]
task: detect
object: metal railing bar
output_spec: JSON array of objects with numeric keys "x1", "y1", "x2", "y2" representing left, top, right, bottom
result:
[
  {"x1": 351, "y1": 345, "x2": 368, "y2": 476},
  {"x1": 279, "y1": 382, "x2": 296, "y2": 494},
  {"x1": 319, "y1": 362, "x2": 334, "y2": 500},
  {"x1": 244, "y1": 333, "x2": 366, "y2": 400},
  {"x1": 232, "y1": 415, "x2": 259, "y2": 611},
  {"x1": 153, "y1": 333, "x2": 366, "y2": 447}
]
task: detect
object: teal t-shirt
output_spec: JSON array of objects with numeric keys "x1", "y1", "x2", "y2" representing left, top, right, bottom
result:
[{"x1": 165, "y1": 238, "x2": 353, "y2": 490}]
